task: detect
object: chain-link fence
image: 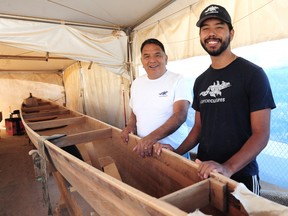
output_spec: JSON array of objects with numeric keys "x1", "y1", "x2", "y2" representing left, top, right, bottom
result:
[{"x1": 257, "y1": 67, "x2": 288, "y2": 189}]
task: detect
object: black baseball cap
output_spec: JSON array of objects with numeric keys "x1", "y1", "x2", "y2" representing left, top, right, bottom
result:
[{"x1": 196, "y1": 4, "x2": 232, "y2": 27}]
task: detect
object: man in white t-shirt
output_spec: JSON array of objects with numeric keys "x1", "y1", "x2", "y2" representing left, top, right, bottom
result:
[{"x1": 121, "y1": 38, "x2": 192, "y2": 158}]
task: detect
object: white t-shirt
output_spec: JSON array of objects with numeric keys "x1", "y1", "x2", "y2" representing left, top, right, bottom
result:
[{"x1": 130, "y1": 71, "x2": 192, "y2": 149}]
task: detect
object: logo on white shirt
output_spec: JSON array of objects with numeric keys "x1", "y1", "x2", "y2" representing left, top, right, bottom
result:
[{"x1": 159, "y1": 91, "x2": 168, "y2": 97}]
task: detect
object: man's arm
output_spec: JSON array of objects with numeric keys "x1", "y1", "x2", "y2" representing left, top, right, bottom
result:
[
  {"x1": 120, "y1": 111, "x2": 137, "y2": 143},
  {"x1": 133, "y1": 100, "x2": 190, "y2": 157},
  {"x1": 197, "y1": 109, "x2": 271, "y2": 179},
  {"x1": 175, "y1": 111, "x2": 201, "y2": 155}
]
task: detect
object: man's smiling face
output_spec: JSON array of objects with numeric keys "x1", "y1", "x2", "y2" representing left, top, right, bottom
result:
[
  {"x1": 141, "y1": 43, "x2": 168, "y2": 79},
  {"x1": 199, "y1": 18, "x2": 233, "y2": 56}
]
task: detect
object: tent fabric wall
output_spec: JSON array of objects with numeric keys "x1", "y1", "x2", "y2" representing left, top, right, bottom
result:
[
  {"x1": 132, "y1": 0, "x2": 288, "y2": 67},
  {"x1": 63, "y1": 62, "x2": 131, "y2": 129},
  {"x1": 0, "y1": 72, "x2": 64, "y2": 126},
  {"x1": 0, "y1": 61, "x2": 130, "y2": 129},
  {"x1": 63, "y1": 63, "x2": 84, "y2": 114},
  {"x1": 0, "y1": 18, "x2": 129, "y2": 75}
]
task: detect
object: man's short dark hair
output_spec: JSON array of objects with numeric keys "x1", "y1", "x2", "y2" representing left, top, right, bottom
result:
[{"x1": 140, "y1": 38, "x2": 166, "y2": 53}]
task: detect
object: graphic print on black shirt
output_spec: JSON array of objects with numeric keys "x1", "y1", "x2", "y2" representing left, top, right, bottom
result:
[{"x1": 199, "y1": 80, "x2": 231, "y2": 104}]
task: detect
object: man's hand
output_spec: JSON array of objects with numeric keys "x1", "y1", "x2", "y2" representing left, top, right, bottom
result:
[
  {"x1": 195, "y1": 159, "x2": 233, "y2": 179},
  {"x1": 133, "y1": 136, "x2": 157, "y2": 157},
  {"x1": 120, "y1": 126, "x2": 134, "y2": 144},
  {"x1": 153, "y1": 143, "x2": 174, "y2": 156}
]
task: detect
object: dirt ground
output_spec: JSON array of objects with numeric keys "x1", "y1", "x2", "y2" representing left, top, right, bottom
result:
[
  {"x1": 0, "y1": 129, "x2": 63, "y2": 216},
  {"x1": 0, "y1": 128, "x2": 96, "y2": 216}
]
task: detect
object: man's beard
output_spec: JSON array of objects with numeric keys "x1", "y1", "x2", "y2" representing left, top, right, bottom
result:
[{"x1": 200, "y1": 36, "x2": 230, "y2": 56}]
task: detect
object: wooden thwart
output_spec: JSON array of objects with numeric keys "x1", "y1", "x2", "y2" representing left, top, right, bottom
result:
[
  {"x1": 210, "y1": 178, "x2": 228, "y2": 212},
  {"x1": 52, "y1": 129, "x2": 112, "y2": 148},
  {"x1": 27, "y1": 116, "x2": 85, "y2": 130},
  {"x1": 160, "y1": 179, "x2": 210, "y2": 212},
  {"x1": 22, "y1": 109, "x2": 70, "y2": 119},
  {"x1": 22, "y1": 104, "x2": 59, "y2": 113},
  {"x1": 160, "y1": 178, "x2": 227, "y2": 213},
  {"x1": 27, "y1": 116, "x2": 58, "y2": 122}
]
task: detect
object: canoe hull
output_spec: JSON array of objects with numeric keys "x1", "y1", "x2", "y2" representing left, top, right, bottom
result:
[{"x1": 20, "y1": 98, "x2": 286, "y2": 216}]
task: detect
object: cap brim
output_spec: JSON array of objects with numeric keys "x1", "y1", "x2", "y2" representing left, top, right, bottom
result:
[{"x1": 196, "y1": 15, "x2": 230, "y2": 27}]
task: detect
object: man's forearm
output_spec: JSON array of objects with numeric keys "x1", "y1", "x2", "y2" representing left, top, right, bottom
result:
[
  {"x1": 175, "y1": 125, "x2": 200, "y2": 155},
  {"x1": 147, "y1": 111, "x2": 186, "y2": 142},
  {"x1": 126, "y1": 112, "x2": 137, "y2": 133}
]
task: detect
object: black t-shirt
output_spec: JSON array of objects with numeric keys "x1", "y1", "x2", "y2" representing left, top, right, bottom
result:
[{"x1": 192, "y1": 57, "x2": 276, "y2": 177}]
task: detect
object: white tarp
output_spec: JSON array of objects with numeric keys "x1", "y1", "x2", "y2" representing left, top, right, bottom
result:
[
  {"x1": 0, "y1": 72, "x2": 65, "y2": 126},
  {"x1": 232, "y1": 183, "x2": 288, "y2": 216},
  {"x1": 133, "y1": 0, "x2": 288, "y2": 67},
  {"x1": 63, "y1": 62, "x2": 131, "y2": 128},
  {"x1": 0, "y1": 18, "x2": 128, "y2": 75}
]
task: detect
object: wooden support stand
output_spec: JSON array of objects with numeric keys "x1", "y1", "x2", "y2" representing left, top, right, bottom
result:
[{"x1": 52, "y1": 171, "x2": 84, "y2": 216}]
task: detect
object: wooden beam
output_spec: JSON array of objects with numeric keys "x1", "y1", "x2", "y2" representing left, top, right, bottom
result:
[
  {"x1": 52, "y1": 171, "x2": 84, "y2": 216},
  {"x1": 160, "y1": 179, "x2": 210, "y2": 213},
  {"x1": 22, "y1": 104, "x2": 59, "y2": 113},
  {"x1": 209, "y1": 178, "x2": 228, "y2": 213},
  {"x1": 52, "y1": 128, "x2": 112, "y2": 147},
  {"x1": 99, "y1": 156, "x2": 122, "y2": 181},
  {"x1": 27, "y1": 116, "x2": 85, "y2": 130},
  {"x1": 22, "y1": 109, "x2": 70, "y2": 119},
  {"x1": 27, "y1": 116, "x2": 58, "y2": 122}
]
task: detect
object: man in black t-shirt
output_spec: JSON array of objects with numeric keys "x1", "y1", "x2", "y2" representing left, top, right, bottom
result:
[{"x1": 175, "y1": 4, "x2": 276, "y2": 194}]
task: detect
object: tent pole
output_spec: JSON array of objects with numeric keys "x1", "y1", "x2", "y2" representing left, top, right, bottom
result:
[
  {"x1": 0, "y1": 13, "x2": 122, "y2": 31},
  {"x1": 0, "y1": 55, "x2": 71, "y2": 61}
]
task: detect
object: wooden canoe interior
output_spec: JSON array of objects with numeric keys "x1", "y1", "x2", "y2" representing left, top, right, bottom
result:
[{"x1": 21, "y1": 99, "x2": 249, "y2": 216}]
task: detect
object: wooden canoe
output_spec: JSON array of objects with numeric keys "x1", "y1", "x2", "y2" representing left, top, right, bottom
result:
[{"x1": 20, "y1": 97, "x2": 287, "y2": 216}]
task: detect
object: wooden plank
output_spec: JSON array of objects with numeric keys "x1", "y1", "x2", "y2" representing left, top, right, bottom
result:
[
  {"x1": 155, "y1": 148, "x2": 200, "y2": 183},
  {"x1": 52, "y1": 128, "x2": 112, "y2": 147},
  {"x1": 99, "y1": 156, "x2": 122, "y2": 181},
  {"x1": 27, "y1": 116, "x2": 85, "y2": 130},
  {"x1": 46, "y1": 142, "x2": 188, "y2": 216},
  {"x1": 27, "y1": 116, "x2": 58, "y2": 122},
  {"x1": 90, "y1": 130, "x2": 198, "y2": 198},
  {"x1": 98, "y1": 156, "x2": 116, "y2": 168},
  {"x1": 22, "y1": 109, "x2": 70, "y2": 119},
  {"x1": 84, "y1": 142, "x2": 101, "y2": 169},
  {"x1": 209, "y1": 172, "x2": 249, "y2": 215},
  {"x1": 160, "y1": 179, "x2": 210, "y2": 212},
  {"x1": 22, "y1": 104, "x2": 59, "y2": 113},
  {"x1": 103, "y1": 163, "x2": 122, "y2": 181},
  {"x1": 209, "y1": 178, "x2": 228, "y2": 213},
  {"x1": 52, "y1": 171, "x2": 84, "y2": 216}
]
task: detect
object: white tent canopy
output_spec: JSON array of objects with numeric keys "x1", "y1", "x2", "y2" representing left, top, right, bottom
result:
[
  {"x1": 133, "y1": 0, "x2": 288, "y2": 66},
  {"x1": 0, "y1": 0, "x2": 287, "y2": 129},
  {"x1": 0, "y1": 0, "x2": 287, "y2": 73},
  {"x1": 0, "y1": 18, "x2": 128, "y2": 75}
]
